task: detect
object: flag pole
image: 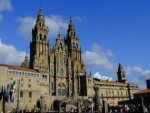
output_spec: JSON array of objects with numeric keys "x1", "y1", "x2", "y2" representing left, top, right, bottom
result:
[
  {"x1": 2, "y1": 94, "x2": 6, "y2": 113},
  {"x1": 16, "y1": 78, "x2": 20, "y2": 112}
]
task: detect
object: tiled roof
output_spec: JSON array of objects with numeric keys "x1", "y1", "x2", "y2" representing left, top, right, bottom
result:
[
  {"x1": 0, "y1": 64, "x2": 39, "y2": 73},
  {"x1": 134, "y1": 89, "x2": 150, "y2": 94},
  {"x1": 93, "y1": 78, "x2": 136, "y2": 86}
]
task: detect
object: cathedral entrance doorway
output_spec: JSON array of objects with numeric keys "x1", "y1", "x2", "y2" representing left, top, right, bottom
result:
[{"x1": 54, "y1": 97, "x2": 93, "y2": 113}]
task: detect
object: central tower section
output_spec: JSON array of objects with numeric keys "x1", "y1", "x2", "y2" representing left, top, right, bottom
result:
[{"x1": 30, "y1": 8, "x2": 49, "y2": 72}]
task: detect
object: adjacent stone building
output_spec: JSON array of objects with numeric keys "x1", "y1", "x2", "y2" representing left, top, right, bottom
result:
[{"x1": 0, "y1": 8, "x2": 138, "y2": 112}]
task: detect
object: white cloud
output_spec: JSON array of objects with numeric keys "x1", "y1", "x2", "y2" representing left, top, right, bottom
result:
[
  {"x1": 17, "y1": 15, "x2": 68, "y2": 40},
  {"x1": 82, "y1": 44, "x2": 115, "y2": 71},
  {"x1": 125, "y1": 66, "x2": 150, "y2": 89},
  {"x1": 0, "y1": 38, "x2": 26, "y2": 66},
  {"x1": 93, "y1": 72, "x2": 112, "y2": 81},
  {"x1": 17, "y1": 17, "x2": 36, "y2": 39},
  {"x1": 0, "y1": 0, "x2": 13, "y2": 20},
  {"x1": 74, "y1": 16, "x2": 87, "y2": 22},
  {"x1": 82, "y1": 43, "x2": 150, "y2": 89},
  {"x1": 0, "y1": 0, "x2": 13, "y2": 11},
  {"x1": 125, "y1": 66, "x2": 150, "y2": 78}
]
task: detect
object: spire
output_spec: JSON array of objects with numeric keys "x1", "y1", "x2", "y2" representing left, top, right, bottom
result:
[
  {"x1": 69, "y1": 16, "x2": 73, "y2": 25},
  {"x1": 68, "y1": 17, "x2": 75, "y2": 31},
  {"x1": 67, "y1": 17, "x2": 76, "y2": 38},
  {"x1": 58, "y1": 28, "x2": 62, "y2": 39},
  {"x1": 117, "y1": 63, "x2": 126, "y2": 83},
  {"x1": 118, "y1": 63, "x2": 123, "y2": 72},
  {"x1": 37, "y1": 6, "x2": 44, "y2": 20},
  {"x1": 35, "y1": 6, "x2": 46, "y2": 29}
]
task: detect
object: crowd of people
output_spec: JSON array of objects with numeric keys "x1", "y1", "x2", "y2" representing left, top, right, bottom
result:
[{"x1": 108, "y1": 104, "x2": 148, "y2": 113}]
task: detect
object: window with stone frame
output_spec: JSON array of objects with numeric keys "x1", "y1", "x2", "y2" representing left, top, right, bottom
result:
[
  {"x1": 117, "y1": 91, "x2": 119, "y2": 96},
  {"x1": 60, "y1": 68, "x2": 64, "y2": 76},
  {"x1": 60, "y1": 59, "x2": 63, "y2": 65},
  {"x1": 29, "y1": 91, "x2": 32, "y2": 98},
  {"x1": 20, "y1": 91, "x2": 23, "y2": 98},
  {"x1": 51, "y1": 82, "x2": 54, "y2": 91},
  {"x1": 58, "y1": 83, "x2": 66, "y2": 96}
]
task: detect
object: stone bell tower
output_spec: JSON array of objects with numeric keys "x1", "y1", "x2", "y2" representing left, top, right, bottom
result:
[
  {"x1": 30, "y1": 7, "x2": 50, "y2": 72},
  {"x1": 65, "y1": 17, "x2": 87, "y2": 96},
  {"x1": 117, "y1": 63, "x2": 127, "y2": 83},
  {"x1": 65, "y1": 17, "x2": 83, "y2": 73}
]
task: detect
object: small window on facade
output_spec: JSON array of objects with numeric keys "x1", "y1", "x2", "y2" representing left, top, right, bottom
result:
[
  {"x1": 76, "y1": 43, "x2": 78, "y2": 48},
  {"x1": 29, "y1": 92, "x2": 32, "y2": 98},
  {"x1": 112, "y1": 91, "x2": 114, "y2": 95},
  {"x1": 121, "y1": 91, "x2": 123, "y2": 96},
  {"x1": 20, "y1": 91, "x2": 23, "y2": 98},
  {"x1": 40, "y1": 34, "x2": 42, "y2": 40},
  {"x1": 15, "y1": 71, "x2": 18, "y2": 75},
  {"x1": 117, "y1": 91, "x2": 119, "y2": 96},
  {"x1": 21, "y1": 78, "x2": 23, "y2": 81},
  {"x1": 29, "y1": 79, "x2": 31, "y2": 82},
  {"x1": 106, "y1": 91, "x2": 108, "y2": 96},
  {"x1": 73, "y1": 43, "x2": 75, "y2": 48},
  {"x1": 60, "y1": 59, "x2": 63, "y2": 65},
  {"x1": 44, "y1": 35, "x2": 46, "y2": 41},
  {"x1": 60, "y1": 68, "x2": 64, "y2": 76},
  {"x1": 28, "y1": 84, "x2": 31, "y2": 88}
]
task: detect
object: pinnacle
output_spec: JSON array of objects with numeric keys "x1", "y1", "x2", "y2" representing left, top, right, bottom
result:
[{"x1": 118, "y1": 63, "x2": 123, "y2": 71}]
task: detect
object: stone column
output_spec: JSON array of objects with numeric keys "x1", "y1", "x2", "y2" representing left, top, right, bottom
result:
[
  {"x1": 94, "y1": 86, "x2": 102, "y2": 113},
  {"x1": 102, "y1": 99, "x2": 108, "y2": 113},
  {"x1": 141, "y1": 97, "x2": 147, "y2": 113},
  {"x1": 58, "y1": 103, "x2": 61, "y2": 113},
  {"x1": 77, "y1": 101, "x2": 81, "y2": 113}
]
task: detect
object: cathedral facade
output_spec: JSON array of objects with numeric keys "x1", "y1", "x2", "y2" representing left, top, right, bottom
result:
[{"x1": 0, "y1": 8, "x2": 138, "y2": 112}]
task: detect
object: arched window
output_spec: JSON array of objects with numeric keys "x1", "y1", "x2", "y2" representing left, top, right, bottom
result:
[
  {"x1": 60, "y1": 68, "x2": 64, "y2": 76},
  {"x1": 60, "y1": 59, "x2": 63, "y2": 65},
  {"x1": 76, "y1": 43, "x2": 78, "y2": 48},
  {"x1": 73, "y1": 42, "x2": 75, "y2": 48},
  {"x1": 44, "y1": 35, "x2": 46, "y2": 41},
  {"x1": 58, "y1": 83, "x2": 66, "y2": 96},
  {"x1": 40, "y1": 34, "x2": 42, "y2": 40}
]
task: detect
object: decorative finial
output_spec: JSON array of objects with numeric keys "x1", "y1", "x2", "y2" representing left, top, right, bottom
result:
[
  {"x1": 70, "y1": 16, "x2": 73, "y2": 24},
  {"x1": 39, "y1": 3, "x2": 43, "y2": 16},
  {"x1": 58, "y1": 27, "x2": 62, "y2": 38},
  {"x1": 118, "y1": 63, "x2": 123, "y2": 71},
  {"x1": 90, "y1": 70, "x2": 92, "y2": 76},
  {"x1": 59, "y1": 27, "x2": 62, "y2": 34}
]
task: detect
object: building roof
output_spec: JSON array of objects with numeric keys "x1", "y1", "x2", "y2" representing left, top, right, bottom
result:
[
  {"x1": 93, "y1": 78, "x2": 136, "y2": 86},
  {"x1": 0, "y1": 64, "x2": 39, "y2": 73},
  {"x1": 134, "y1": 89, "x2": 150, "y2": 95}
]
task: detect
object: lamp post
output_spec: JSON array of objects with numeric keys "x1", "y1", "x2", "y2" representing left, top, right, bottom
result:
[
  {"x1": 2, "y1": 95, "x2": 6, "y2": 113},
  {"x1": 16, "y1": 78, "x2": 20, "y2": 112}
]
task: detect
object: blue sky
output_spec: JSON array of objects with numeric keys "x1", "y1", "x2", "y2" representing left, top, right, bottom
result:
[{"x1": 0, "y1": 0, "x2": 150, "y2": 89}]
